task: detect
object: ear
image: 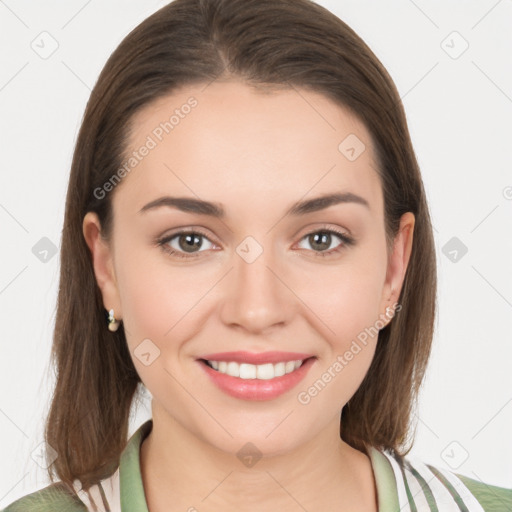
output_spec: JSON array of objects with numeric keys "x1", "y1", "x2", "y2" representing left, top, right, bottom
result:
[
  {"x1": 82, "y1": 211, "x2": 122, "y2": 320},
  {"x1": 379, "y1": 212, "x2": 415, "y2": 325}
]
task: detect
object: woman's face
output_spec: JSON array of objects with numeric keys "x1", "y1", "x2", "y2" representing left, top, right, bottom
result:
[{"x1": 84, "y1": 80, "x2": 414, "y2": 456}]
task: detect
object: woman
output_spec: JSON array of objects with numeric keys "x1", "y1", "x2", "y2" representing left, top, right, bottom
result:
[{"x1": 3, "y1": 0, "x2": 511, "y2": 510}]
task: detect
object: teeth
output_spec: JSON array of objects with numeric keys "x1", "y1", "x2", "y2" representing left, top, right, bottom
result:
[{"x1": 207, "y1": 359, "x2": 305, "y2": 379}]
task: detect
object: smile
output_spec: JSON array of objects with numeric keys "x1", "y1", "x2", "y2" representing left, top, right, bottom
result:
[{"x1": 197, "y1": 355, "x2": 316, "y2": 401}]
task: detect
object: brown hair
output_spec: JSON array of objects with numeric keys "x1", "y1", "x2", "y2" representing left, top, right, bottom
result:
[{"x1": 45, "y1": 0, "x2": 436, "y2": 492}]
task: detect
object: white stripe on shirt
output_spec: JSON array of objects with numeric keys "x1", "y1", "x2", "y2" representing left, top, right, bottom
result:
[
  {"x1": 72, "y1": 469, "x2": 120, "y2": 512},
  {"x1": 99, "y1": 467, "x2": 121, "y2": 512},
  {"x1": 401, "y1": 463, "x2": 432, "y2": 511},
  {"x1": 407, "y1": 458, "x2": 461, "y2": 510},
  {"x1": 428, "y1": 465, "x2": 485, "y2": 512}
]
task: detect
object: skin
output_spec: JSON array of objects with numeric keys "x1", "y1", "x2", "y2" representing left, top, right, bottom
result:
[{"x1": 83, "y1": 80, "x2": 414, "y2": 512}]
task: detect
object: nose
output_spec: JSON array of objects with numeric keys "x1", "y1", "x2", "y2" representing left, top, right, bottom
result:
[{"x1": 219, "y1": 240, "x2": 295, "y2": 334}]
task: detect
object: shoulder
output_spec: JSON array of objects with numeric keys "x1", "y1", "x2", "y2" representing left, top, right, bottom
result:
[
  {"x1": 1, "y1": 482, "x2": 87, "y2": 512},
  {"x1": 377, "y1": 448, "x2": 512, "y2": 511}
]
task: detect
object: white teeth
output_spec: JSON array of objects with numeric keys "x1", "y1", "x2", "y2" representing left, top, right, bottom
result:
[
  {"x1": 207, "y1": 359, "x2": 305, "y2": 379},
  {"x1": 239, "y1": 363, "x2": 257, "y2": 379},
  {"x1": 273, "y1": 362, "x2": 286, "y2": 377}
]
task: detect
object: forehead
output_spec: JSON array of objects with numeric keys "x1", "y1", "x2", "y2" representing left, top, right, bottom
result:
[{"x1": 115, "y1": 80, "x2": 382, "y2": 219}]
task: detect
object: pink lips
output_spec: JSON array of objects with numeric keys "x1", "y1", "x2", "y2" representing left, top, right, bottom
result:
[{"x1": 197, "y1": 351, "x2": 316, "y2": 401}]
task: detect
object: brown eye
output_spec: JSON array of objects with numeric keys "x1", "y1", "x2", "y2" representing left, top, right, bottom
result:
[
  {"x1": 158, "y1": 230, "x2": 215, "y2": 258},
  {"x1": 297, "y1": 228, "x2": 354, "y2": 256},
  {"x1": 176, "y1": 233, "x2": 204, "y2": 253},
  {"x1": 307, "y1": 232, "x2": 335, "y2": 252}
]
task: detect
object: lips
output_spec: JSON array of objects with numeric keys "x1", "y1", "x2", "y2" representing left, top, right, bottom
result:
[{"x1": 196, "y1": 351, "x2": 316, "y2": 401}]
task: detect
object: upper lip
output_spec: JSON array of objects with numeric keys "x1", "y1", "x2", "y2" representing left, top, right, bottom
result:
[{"x1": 199, "y1": 351, "x2": 315, "y2": 365}]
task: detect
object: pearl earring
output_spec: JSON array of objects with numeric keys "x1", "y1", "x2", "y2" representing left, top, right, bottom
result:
[{"x1": 107, "y1": 308, "x2": 120, "y2": 332}]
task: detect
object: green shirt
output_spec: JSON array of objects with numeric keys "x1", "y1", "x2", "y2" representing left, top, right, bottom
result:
[{"x1": 2, "y1": 419, "x2": 511, "y2": 511}]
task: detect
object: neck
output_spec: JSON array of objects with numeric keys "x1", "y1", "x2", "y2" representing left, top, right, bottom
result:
[{"x1": 139, "y1": 404, "x2": 377, "y2": 512}]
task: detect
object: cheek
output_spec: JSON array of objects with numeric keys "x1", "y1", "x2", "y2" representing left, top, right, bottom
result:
[
  {"x1": 115, "y1": 245, "x2": 213, "y2": 340},
  {"x1": 292, "y1": 252, "x2": 386, "y2": 406},
  {"x1": 298, "y1": 262, "x2": 386, "y2": 345},
  {"x1": 291, "y1": 227, "x2": 388, "y2": 339},
  {"x1": 295, "y1": 268, "x2": 384, "y2": 412},
  {"x1": 114, "y1": 255, "x2": 205, "y2": 398}
]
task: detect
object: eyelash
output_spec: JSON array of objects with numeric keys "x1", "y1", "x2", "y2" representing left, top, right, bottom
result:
[{"x1": 156, "y1": 226, "x2": 355, "y2": 260}]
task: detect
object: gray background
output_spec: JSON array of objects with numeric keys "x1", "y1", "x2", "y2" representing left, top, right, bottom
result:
[{"x1": 1, "y1": 0, "x2": 511, "y2": 505}]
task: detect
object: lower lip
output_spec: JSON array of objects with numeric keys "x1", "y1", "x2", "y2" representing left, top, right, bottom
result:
[{"x1": 197, "y1": 358, "x2": 316, "y2": 401}]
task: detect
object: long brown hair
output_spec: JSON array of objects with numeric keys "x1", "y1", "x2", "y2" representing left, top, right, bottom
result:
[{"x1": 45, "y1": 0, "x2": 437, "y2": 492}]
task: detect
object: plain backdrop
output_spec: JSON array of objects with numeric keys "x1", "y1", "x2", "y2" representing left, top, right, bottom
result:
[{"x1": 1, "y1": 0, "x2": 511, "y2": 506}]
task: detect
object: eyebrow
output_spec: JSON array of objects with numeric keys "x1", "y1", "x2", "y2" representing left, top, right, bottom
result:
[{"x1": 138, "y1": 192, "x2": 370, "y2": 218}]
